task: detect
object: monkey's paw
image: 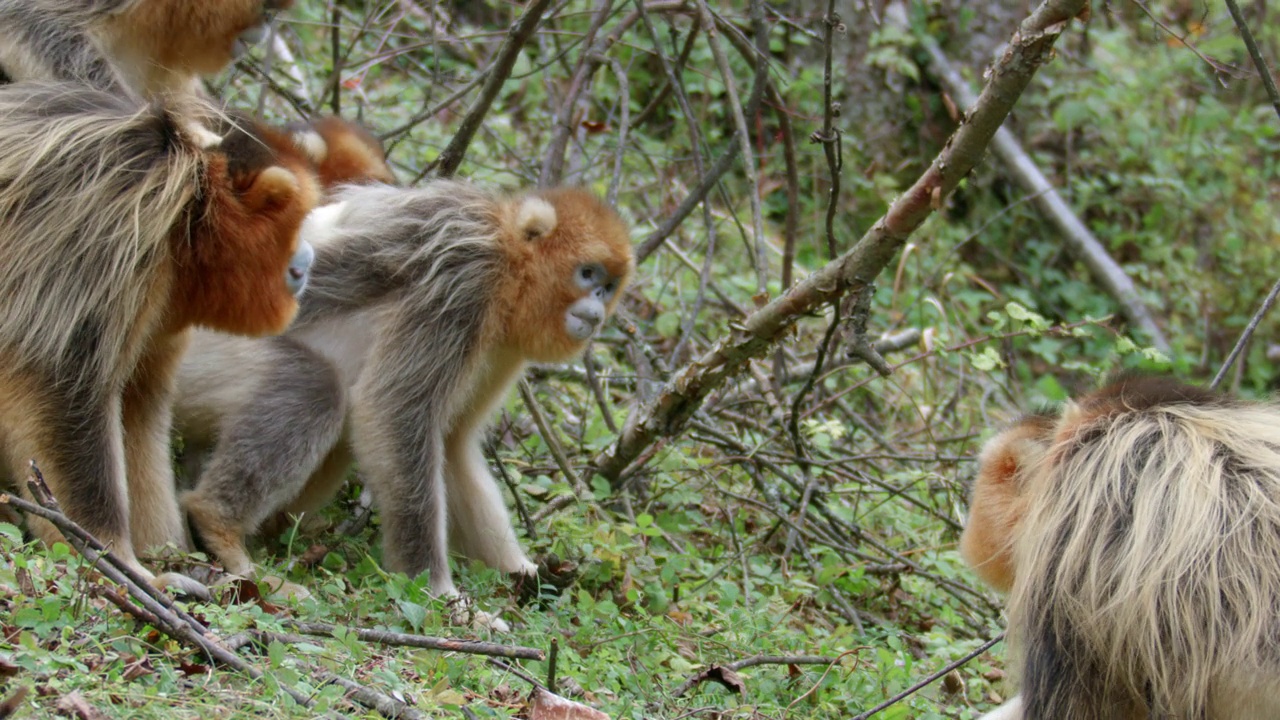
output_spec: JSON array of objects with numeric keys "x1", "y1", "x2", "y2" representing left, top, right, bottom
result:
[
  {"x1": 151, "y1": 571, "x2": 213, "y2": 602},
  {"x1": 257, "y1": 573, "x2": 311, "y2": 601},
  {"x1": 445, "y1": 595, "x2": 511, "y2": 633}
]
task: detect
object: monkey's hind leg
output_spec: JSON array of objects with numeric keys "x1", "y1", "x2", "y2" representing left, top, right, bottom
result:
[
  {"x1": 123, "y1": 332, "x2": 191, "y2": 554},
  {"x1": 1, "y1": 368, "x2": 207, "y2": 599},
  {"x1": 183, "y1": 341, "x2": 346, "y2": 579}
]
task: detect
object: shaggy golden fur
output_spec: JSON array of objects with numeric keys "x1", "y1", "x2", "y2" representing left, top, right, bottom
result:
[
  {"x1": 963, "y1": 374, "x2": 1280, "y2": 719},
  {"x1": 279, "y1": 116, "x2": 396, "y2": 190},
  {"x1": 176, "y1": 181, "x2": 633, "y2": 606},
  {"x1": 0, "y1": 0, "x2": 289, "y2": 96},
  {"x1": 0, "y1": 81, "x2": 316, "y2": 595}
]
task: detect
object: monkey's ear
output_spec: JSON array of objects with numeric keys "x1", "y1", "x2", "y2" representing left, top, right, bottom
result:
[
  {"x1": 290, "y1": 130, "x2": 329, "y2": 165},
  {"x1": 236, "y1": 166, "x2": 301, "y2": 213},
  {"x1": 516, "y1": 197, "x2": 557, "y2": 241}
]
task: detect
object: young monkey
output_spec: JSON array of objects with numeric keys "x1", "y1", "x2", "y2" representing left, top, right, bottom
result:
[
  {"x1": 961, "y1": 374, "x2": 1280, "y2": 720},
  {"x1": 175, "y1": 180, "x2": 634, "y2": 619}
]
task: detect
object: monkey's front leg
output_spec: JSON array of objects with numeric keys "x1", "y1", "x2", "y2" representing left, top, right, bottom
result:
[
  {"x1": 122, "y1": 331, "x2": 189, "y2": 553},
  {"x1": 445, "y1": 430, "x2": 537, "y2": 576}
]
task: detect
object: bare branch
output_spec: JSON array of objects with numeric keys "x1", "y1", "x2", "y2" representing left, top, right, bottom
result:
[
  {"x1": 596, "y1": 0, "x2": 1092, "y2": 486},
  {"x1": 430, "y1": 0, "x2": 554, "y2": 177}
]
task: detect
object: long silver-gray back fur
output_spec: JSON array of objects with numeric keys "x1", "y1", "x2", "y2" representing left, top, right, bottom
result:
[
  {"x1": 297, "y1": 181, "x2": 506, "y2": 334},
  {"x1": 1010, "y1": 397, "x2": 1280, "y2": 717},
  {"x1": 0, "y1": 81, "x2": 199, "y2": 389}
]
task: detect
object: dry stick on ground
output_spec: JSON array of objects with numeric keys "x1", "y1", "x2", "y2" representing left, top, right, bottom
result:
[
  {"x1": 894, "y1": 3, "x2": 1170, "y2": 353},
  {"x1": 596, "y1": 0, "x2": 1092, "y2": 488},
  {"x1": 1, "y1": 473, "x2": 343, "y2": 716},
  {"x1": 851, "y1": 632, "x2": 1006, "y2": 719},
  {"x1": 428, "y1": 0, "x2": 554, "y2": 177},
  {"x1": 6, "y1": 469, "x2": 543, "y2": 718},
  {"x1": 288, "y1": 621, "x2": 546, "y2": 661}
]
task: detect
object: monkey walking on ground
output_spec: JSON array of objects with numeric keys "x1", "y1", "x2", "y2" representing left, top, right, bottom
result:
[
  {"x1": 960, "y1": 374, "x2": 1280, "y2": 719},
  {"x1": 174, "y1": 180, "x2": 634, "y2": 616},
  {"x1": 0, "y1": 81, "x2": 319, "y2": 597}
]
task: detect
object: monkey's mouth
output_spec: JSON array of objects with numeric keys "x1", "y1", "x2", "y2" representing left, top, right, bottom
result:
[
  {"x1": 285, "y1": 241, "x2": 314, "y2": 297},
  {"x1": 565, "y1": 313, "x2": 603, "y2": 341}
]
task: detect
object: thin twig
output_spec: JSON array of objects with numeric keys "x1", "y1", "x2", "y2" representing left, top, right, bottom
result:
[
  {"x1": 1223, "y1": 0, "x2": 1280, "y2": 121},
  {"x1": 1210, "y1": 277, "x2": 1280, "y2": 389},
  {"x1": 851, "y1": 633, "x2": 1006, "y2": 719},
  {"x1": 519, "y1": 381, "x2": 589, "y2": 496},
  {"x1": 287, "y1": 621, "x2": 545, "y2": 661},
  {"x1": 430, "y1": 0, "x2": 554, "y2": 177},
  {"x1": 693, "y1": 0, "x2": 767, "y2": 295}
]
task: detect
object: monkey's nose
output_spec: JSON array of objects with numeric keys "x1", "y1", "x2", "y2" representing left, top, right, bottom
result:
[
  {"x1": 285, "y1": 241, "x2": 314, "y2": 297},
  {"x1": 571, "y1": 303, "x2": 604, "y2": 328}
]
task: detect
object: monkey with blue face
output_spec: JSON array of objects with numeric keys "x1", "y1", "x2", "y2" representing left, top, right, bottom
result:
[
  {"x1": 0, "y1": 80, "x2": 319, "y2": 598},
  {"x1": 175, "y1": 177, "x2": 634, "y2": 622},
  {"x1": 962, "y1": 374, "x2": 1280, "y2": 719}
]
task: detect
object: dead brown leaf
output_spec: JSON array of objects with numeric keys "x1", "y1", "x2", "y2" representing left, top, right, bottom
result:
[
  {"x1": 55, "y1": 691, "x2": 109, "y2": 720},
  {"x1": 0, "y1": 686, "x2": 28, "y2": 719},
  {"x1": 528, "y1": 688, "x2": 610, "y2": 720}
]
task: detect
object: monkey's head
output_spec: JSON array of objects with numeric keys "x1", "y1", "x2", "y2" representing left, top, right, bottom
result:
[
  {"x1": 283, "y1": 117, "x2": 396, "y2": 190},
  {"x1": 169, "y1": 119, "x2": 319, "y2": 336},
  {"x1": 959, "y1": 410, "x2": 1057, "y2": 593},
  {"x1": 498, "y1": 188, "x2": 634, "y2": 363}
]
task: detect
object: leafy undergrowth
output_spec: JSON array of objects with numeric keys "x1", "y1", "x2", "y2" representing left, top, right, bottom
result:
[{"x1": 3, "y1": 0, "x2": 1276, "y2": 717}]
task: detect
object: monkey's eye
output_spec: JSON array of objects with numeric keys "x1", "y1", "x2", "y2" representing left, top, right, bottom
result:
[{"x1": 576, "y1": 263, "x2": 607, "y2": 291}]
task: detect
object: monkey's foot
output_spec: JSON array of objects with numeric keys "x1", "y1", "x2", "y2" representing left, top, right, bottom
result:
[
  {"x1": 444, "y1": 595, "x2": 511, "y2": 633},
  {"x1": 150, "y1": 571, "x2": 213, "y2": 602},
  {"x1": 257, "y1": 573, "x2": 311, "y2": 601}
]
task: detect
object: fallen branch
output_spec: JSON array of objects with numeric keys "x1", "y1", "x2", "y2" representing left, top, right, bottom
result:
[
  {"x1": 596, "y1": 0, "x2": 1092, "y2": 486},
  {"x1": 897, "y1": 2, "x2": 1170, "y2": 353},
  {"x1": 1, "y1": 473, "x2": 339, "y2": 716},
  {"x1": 287, "y1": 621, "x2": 546, "y2": 661}
]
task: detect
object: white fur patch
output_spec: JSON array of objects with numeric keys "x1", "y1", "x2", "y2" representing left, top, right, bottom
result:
[
  {"x1": 292, "y1": 130, "x2": 329, "y2": 164},
  {"x1": 516, "y1": 197, "x2": 556, "y2": 240},
  {"x1": 298, "y1": 202, "x2": 348, "y2": 251},
  {"x1": 186, "y1": 121, "x2": 223, "y2": 150},
  {"x1": 260, "y1": 165, "x2": 300, "y2": 193}
]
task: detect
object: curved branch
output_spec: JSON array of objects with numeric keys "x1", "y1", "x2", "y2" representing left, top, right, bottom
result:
[{"x1": 596, "y1": 0, "x2": 1092, "y2": 486}]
